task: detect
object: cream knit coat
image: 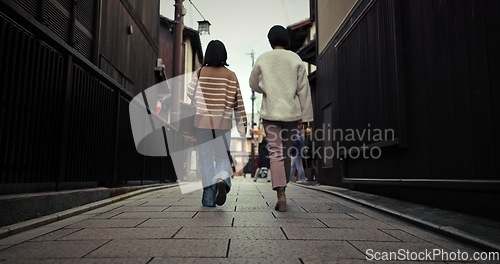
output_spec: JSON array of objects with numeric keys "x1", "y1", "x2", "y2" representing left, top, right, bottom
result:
[{"x1": 249, "y1": 49, "x2": 313, "y2": 122}]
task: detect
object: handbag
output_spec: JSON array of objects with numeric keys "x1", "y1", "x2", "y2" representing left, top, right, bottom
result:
[
  {"x1": 177, "y1": 67, "x2": 203, "y2": 135},
  {"x1": 227, "y1": 91, "x2": 240, "y2": 173},
  {"x1": 211, "y1": 129, "x2": 236, "y2": 173}
]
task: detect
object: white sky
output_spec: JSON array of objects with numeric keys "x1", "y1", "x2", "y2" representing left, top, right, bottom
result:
[{"x1": 160, "y1": 0, "x2": 310, "y2": 129}]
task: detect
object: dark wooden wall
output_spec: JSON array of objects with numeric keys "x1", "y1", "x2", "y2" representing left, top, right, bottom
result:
[
  {"x1": 316, "y1": 0, "x2": 500, "y2": 217},
  {"x1": 398, "y1": 0, "x2": 500, "y2": 182},
  {"x1": 99, "y1": 0, "x2": 159, "y2": 95},
  {"x1": 11, "y1": 0, "x2": 97, "y2": 62},
  {"x1": 0, "y1": 0, "x2": 175, "y2": 194},
  {"x1": 159, "y1": 18, "x2": 175, "y2": 79}
]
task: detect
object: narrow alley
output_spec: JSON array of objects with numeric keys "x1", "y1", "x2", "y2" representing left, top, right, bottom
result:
[{"x1": 0, "y1": 178, "x2": 491, "y2": 263}]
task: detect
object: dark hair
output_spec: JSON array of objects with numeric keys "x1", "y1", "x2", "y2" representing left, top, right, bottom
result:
[
  {"x1": 267, "y1": 25, "x2": 290, "y2": 49},
  {"x1": 203, "y1": 40, "x2": 229, "y2": 67}
]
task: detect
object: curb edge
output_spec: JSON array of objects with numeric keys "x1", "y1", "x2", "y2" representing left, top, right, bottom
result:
[
  {"x1": 0, "y1": 183, "x2": 178, "y2": 239},
  {"x1": 294, "y1": 183, "x2": 500, "y2": 252}
]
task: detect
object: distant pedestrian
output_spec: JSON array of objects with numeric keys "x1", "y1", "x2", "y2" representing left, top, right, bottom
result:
[
  {"x1": 249, "y1": 25, "x2": 313, "y2": 212},
  {"x1": 187, "y1": 40, "x2": 247, "y2": 207},
  {"x1": 303, "y1": 128, "x2": 317, "y2": 181},
  {"x1": 254, "y1": 137, "x2": 271, "y2": 182},
  {"x1": 290, "y1": 123, "x2": 306, "y2": 182}
]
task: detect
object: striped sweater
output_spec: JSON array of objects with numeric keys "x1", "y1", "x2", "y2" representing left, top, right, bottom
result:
[{"x1": 187, "y1": 66, "x2": 247, "y2": 131}]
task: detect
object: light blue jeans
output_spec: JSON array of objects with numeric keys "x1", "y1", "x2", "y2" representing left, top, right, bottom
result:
[
  {"x1": 195, "y1": 128, "x2": 232, "y2": 206},
  {"x1": 290, "y1": 155, "x2": 306, "y2": 181}
]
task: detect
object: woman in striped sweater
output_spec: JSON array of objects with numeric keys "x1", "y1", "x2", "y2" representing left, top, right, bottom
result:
[{"x1": 187, "y1": 40, "x2": 247, "y2": 207}]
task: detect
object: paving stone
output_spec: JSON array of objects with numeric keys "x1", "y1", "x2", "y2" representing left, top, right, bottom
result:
[
  {"x1": 136, "y1": 200, "x2": 180, "y2": 206},
  {"x1": 120, "y1": 206, "x2": 168, "y2": 212},
  {"x1": 91, "y1": 211, "x2": 126, "y2": 219},
  {"x1": 81, "y1": 204, "x2": 123, "y2": 215},
  {"x1": 283, "y1": 227, "x2": 399, "y2": 241},
  {"x1": 235, "y1": 196, "x2": 266, "y2": 201},
  {"x1": 236, "y1": 191, "x2": 262, "y2": 194},
  {"x1": 273, "y1": 212, "x2": 356, "y2": 220},
  {"x1": 138, "y1": 218, "x2": 233, "y2": 227},
  {"x1": 63, "y1": 218, "x2": 147, "y2": 228},
  {"x1": 104, "y1": 200, "x2": 133, "y2": 207},
  {"x1": 277, "y1": 205, "x2": 313, "y2": 213},
  {"x1": 59, "y1": 227, "x2": 179, "y2": 240},
  {"x1": 111, "y1": 212, "x2": 196, "y2": 219},
  {"x1": 258, "y1": 190, "x2": 276, "y2": 195},
  {"x1": 4, "y1": 258, "x2": 151, "y2": 263},
  {"x1": 282, "y1": 193, "x2": 313, "y2": 197},
  {"x1": 82, "y1": 206, "x2": 116, "y2": 216},
  {"x1": 234, "y1": 205, "x2": 276, "y2": 212},
  {"x1": 319, "y1": 219, "x2": 395, "y2": 229},
  {"x1": 300, "y1": 203, "x2": 361, "y2": 214},
  {"x1": 234, "y1": 218, "x2": 326, "y2": 228},
  {"x1": 175, "y1": 227, "x2": 285, "y2": 239},
  {"x1": 379, "y1": 229, "x2": 428, "y2": 242},
  {"x1": 0, "y1": 227, "x2": 60, "y2": 246},
  {"x1": 0, "y1": 240, "x2": 109, "y2": 259},
  {"x1": 237, "y1": 195, "x2": 267, "y2": 199},
  {"x1": 32, "y1": 228, "x2": 82, "y2": 241},
  {"x1": 43, "y1": 214, "x2": 95, "y2": 229},
  {"x1": 345, "y1": 213, "x2": 376, "y2": 220},
  {"x1": 194, "y1": 212, "x2": 274, "y2": 219},
  {"x1": 229, "y1": 239, "x2": 364, "y2": 260},
  {"x1": 164, "y1": 205, "x2": 234, "y2": 212},
  {"x1": 290, "y1": 197, "x2": 336, "y2": 203},
  {"x1": 156, "y1": 194, "x2": 184, "y2": 198},
  {"x1": 82, "y1": 203, "x2": 126, "y2": 215},
  {"x1": 122, "y1": 200, "x2": 149, "y2": 207},
  {"x1": 175, "y1": 198, "x2": 210, "y2": 205},
  {"x1": 390, "y1": 224, "x2": 463, "y2": 244},
  {"x1": 87, "y1": 239, "x2": 228, "y2": 258},
  {"x1": 150, "y1": 257, "x2": 301, "y2": 264},
  {"x1": 235, "y1": 200, "x2": 269, "y2": 206}
]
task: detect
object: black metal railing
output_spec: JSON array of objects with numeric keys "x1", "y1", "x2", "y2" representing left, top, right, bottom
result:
[{"x1": 0, "y1": 5, "x2": 177, "y2": 194}]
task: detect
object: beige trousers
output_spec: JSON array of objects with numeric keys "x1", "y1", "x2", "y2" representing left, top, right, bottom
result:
[{"x1": 263, "y1": 120, "x2": 299, "y2": 190}]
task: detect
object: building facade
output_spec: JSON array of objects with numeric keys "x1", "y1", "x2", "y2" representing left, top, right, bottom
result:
[
  {"x1": 287, "y1": 17, "x2": 317, "y2": 180},
  {"x1": 0, "y1": 0, "x2": 170, "y2": 194},
  {"x1": 315, "y1": 0, "x2": 500, "y2": 218}
]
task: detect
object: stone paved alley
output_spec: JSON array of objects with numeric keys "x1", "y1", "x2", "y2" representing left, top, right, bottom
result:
[{"x1": 0, "y1": 178, "x2": 495, "y2": 263}]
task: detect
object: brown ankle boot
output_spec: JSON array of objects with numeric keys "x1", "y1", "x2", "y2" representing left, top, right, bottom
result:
[{"x1": 274, "y1": 187, "x2": 286, "y2": 212}]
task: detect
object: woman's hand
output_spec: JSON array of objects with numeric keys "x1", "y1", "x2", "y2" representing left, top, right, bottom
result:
[{"x1": 155, "y1": 100, "x2": 162, "y2": 114}]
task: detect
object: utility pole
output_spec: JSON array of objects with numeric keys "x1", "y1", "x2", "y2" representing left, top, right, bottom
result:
[
  {"x1": 171, "y1": 0, "x2": 184, "y2": 125},
  {"x1": 249, "y1": 50, "x2": 256, "y2": 177}
]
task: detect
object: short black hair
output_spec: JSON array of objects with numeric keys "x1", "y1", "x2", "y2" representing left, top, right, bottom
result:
[
  {"x1": 203, "y1": 40, "x2": 229, "y2": 67},
  {"x1": 267, "y1": 25, "x2": 290, "y2": 49}
]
